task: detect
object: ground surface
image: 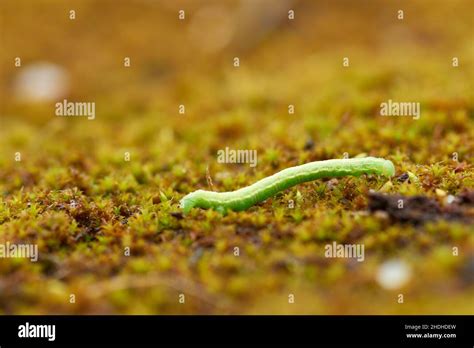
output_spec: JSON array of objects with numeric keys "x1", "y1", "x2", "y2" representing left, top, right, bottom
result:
[{"x1": 0, "y1": 0, "x2": 473, "y2": 314}]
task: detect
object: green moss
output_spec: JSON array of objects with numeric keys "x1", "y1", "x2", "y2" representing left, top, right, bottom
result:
[{"x1": 0, "y1": 0, "x2": 473, "y2": 315}]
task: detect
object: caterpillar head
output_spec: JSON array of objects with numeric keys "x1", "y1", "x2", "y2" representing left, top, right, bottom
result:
[
  {"x1": 180, "y1": 190, "x2": 206, "y2": 214},
  {"x1": 180, "y1": 190, "x2": 228, "y2": 215},
  {"x1": 180, "y1": 195, "x2": 196, "y2": 214}
]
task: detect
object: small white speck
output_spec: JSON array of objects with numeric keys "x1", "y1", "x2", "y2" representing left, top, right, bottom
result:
[
  {"x1": 376, "y1": 259, "x2": 412, "y2": 290},
  {"x1": 14, "y1": 62, "x2": 69, "y2": 102}
]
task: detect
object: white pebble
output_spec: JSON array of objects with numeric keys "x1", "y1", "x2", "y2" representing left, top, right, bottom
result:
[
  {"x1": 376, "y1": 259, "x2": 412, "y2": 290},
  {"x1": 446, "y1": 195, "x2": 456, "y2": 204},
  {"x1": 14, "y1": 62, "x2": 69, "y2": 102}
]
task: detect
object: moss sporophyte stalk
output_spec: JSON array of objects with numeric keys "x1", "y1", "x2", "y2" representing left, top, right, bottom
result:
[{"x1": 181, "y1": 157, "x2": 395, "y2": 214}]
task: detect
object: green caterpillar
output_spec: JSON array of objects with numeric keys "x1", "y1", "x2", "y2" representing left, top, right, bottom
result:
[{"x1": 180, "y1": 157, "x2": 395, "y2": 214}]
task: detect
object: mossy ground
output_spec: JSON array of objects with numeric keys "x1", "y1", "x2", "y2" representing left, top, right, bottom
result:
[{"x1": 0, "y1": 0, "x2": 473, "y2": 314}]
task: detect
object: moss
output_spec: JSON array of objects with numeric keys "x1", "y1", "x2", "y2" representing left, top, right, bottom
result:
[{"x1": 0, "y1": 0, "x2": 473, "y2": 314}]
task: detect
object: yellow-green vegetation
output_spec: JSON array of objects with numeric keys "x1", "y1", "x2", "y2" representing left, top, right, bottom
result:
[{"x1": 0, "y1": 0, "x2": 473, "y2": 314}]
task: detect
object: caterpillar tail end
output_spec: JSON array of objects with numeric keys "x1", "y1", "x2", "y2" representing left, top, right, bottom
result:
[{"x1": 381, "y1": 159, "x2": 396, "y2": 177}]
